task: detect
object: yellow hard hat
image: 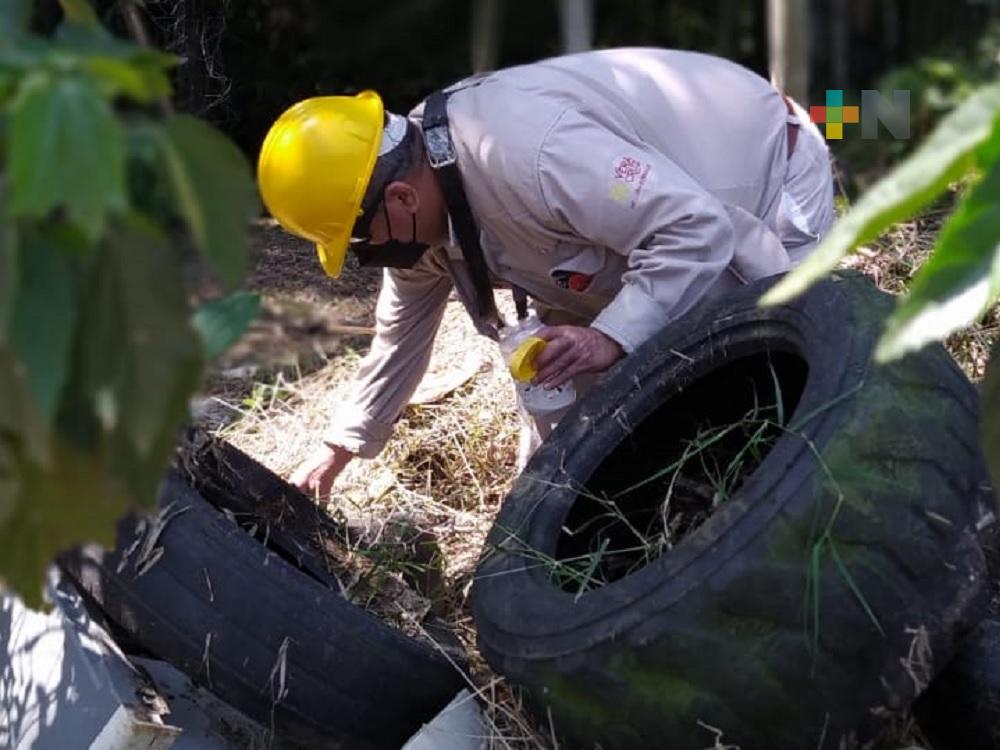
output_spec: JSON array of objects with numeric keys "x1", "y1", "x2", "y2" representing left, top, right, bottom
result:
[{"x1": 257, "y1": 91, "x2": 384, "y2": 277}]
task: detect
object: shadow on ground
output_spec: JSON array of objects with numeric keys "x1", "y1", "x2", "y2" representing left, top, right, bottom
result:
[{"x1": 191, "y1": 222, "x2": 384, "y2": 422}]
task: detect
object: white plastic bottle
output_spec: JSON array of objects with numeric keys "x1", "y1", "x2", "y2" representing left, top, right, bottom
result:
[{"x1": 498, "y1": 315, "x2": 577, "y2": 433}]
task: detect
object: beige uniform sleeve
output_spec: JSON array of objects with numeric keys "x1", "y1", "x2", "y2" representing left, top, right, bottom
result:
[
  {"x1": 323, "y1": 252, "x2": 453, "y2": 458},
  {"x1": 536, "y1": 108, "x2": 737, "y2": 354}
]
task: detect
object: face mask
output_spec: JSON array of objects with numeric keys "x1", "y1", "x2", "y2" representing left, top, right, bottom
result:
[{"x1": 353, "y1": 204, "x2": 429, "y2": 270}]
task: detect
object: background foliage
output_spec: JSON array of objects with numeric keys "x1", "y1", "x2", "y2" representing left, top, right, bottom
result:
[
  {"x1": 0, "y1": 0, "x2": 258, "y2": 605},
  {"x1": 22, "y1": 0, "x2": 990, "y2": 159},
  {"x1": 762, "y1": 81, "x2": 1000, "y2": 488}
]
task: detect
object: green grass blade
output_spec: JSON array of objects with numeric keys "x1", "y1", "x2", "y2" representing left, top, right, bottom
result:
[
  {"x1": 809, "y1": 542, "x2": 822, "y2": 654},
  {"x1": 768, "y1": 360, "x2": 785, "y2": 427},
  {"x1": 574, "y1": 537, "x2": 610, "y2": 601},
  {"x1": 829, "y1": 541, "x2": 886, "y2": 636}
]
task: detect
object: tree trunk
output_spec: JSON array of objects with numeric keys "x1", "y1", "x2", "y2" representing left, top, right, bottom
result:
[
  {"x1": 881, "y1": 0, "x2": 900, "y2": 67},
  {"x1": 767, "y1": 0, "x2": 810, "y2": 103},
  {"x1": 713, "y1": 0, "x2": 737, "y2": 58},
  {"x1": 831, "y1": 0, "x2": 849, "y2": 89},
  {"x1": 471, "y1": 0, "x2": 504, "y2": 73},
  {"x1": 558, "y1": 0, "x2": 594, "y2": 53}
]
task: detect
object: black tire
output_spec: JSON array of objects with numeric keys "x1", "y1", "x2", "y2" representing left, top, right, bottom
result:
[
  {"x1": 914, "y1": 578, "x2": 1000, "y2": 749},
  {"x1": 59, "y1": 439, "x2": 465, "y2": 750},
  {"x1": 472, "y1": 272, "x2": 994, "y2": 750}
]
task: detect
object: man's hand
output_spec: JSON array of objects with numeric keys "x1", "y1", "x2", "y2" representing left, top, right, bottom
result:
[
  {"x1": 289, "y1": 443, "x2": 355, "y2": 499},
  {"x1": 533, "y1": 326, "x2": 625, "y2": 388}
]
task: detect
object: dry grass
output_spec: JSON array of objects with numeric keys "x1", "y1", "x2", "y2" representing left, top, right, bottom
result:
[
  {"x1": 215, "y1": 293, "x2": 520, "y2": 587},
  {"x1": 837, "y1": 198, "x2": 999, "y2": 381},
  {"x1": 200, "y1": 200, "x2": 998, "y2": 749}
]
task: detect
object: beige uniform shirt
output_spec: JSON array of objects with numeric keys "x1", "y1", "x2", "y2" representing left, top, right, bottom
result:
[{"x1": 326, "y1": 48, "x2": 830, "y2": 458}]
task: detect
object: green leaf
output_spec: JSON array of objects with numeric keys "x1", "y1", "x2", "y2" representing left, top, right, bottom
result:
[
  {"x1": 55, "y1": 20, "x2": 178, "y2": 68},
  {"x1": 192, "y1": 291, "x2": 260, "y2": 359},
  {"x1": 0, "y1": 0, "x2": 31, "y2": 34},
  {"x1": 0, "y1": 343, "x2": 56, "y2": 607},
  {"x1": 58, "y1": 0, "x2": 98, "y2": 26},
  {"x1": 85, "y1": 56, "x2": 172, "y2": 103},
  {"x1": 9, "y1": 73, "x2": 127, "y2": 240},
  {"x1": 54, "y1": 18, "x2": 127, "y2": 53},
  {"x1": 0, "y1": 35, "x2": 51, "y2": 75},
  {"x1": 0, "y1": 427, "x2": 134, "y2": 609},
  {"x1": 0, "y1": 186, "x2": 18, "y2": 345},
  {"x1": 57, "y1": 19, "x2": 177, "y2": 104},
  {"x1": 10, "y1": 236, "x2": 78, "y2": 420},
  {"x1": 875, "y1": 153, "x2": 1000, "y2": 361},
  {"x1": 983, "y1": 342, "x2": 1000, "y2": 491},
  {"x1": 80, "y1": 217, "x2": 203, "y2": 457},
  {"x1": 157, "y1": 115, "x2": 258, "y2": 284},
  {"x1": 761, "y1": 81, "x2": 1000, "y2": 307},
  {"x1": 0, "y1": 219, "x2": 203, "y2": 607},
  {"x1": 0, "y1": 73, "x2": 14, "y2": 105},
  {"x1": 0, "y1": 346, "x2": 49, "y2": 467}
]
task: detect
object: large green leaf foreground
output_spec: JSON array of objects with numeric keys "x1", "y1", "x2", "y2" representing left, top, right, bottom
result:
[
  {"x1": 0, "y1": 0, "x2": 259, "y2": 606},
  {"x1": 760, "y1": 78, "x2": 1000, "y2": 495},
  {"x1": 760, "y1": 82, "x2": 1000, "y2": 358}
]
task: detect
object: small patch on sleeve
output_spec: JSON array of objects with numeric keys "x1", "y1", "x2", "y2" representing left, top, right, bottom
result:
[
  {"x1": 613, "y1": 156, "x2": 643, "y2": 181},
  {"x1": 610, "y1": 155, "x2": 652, "y2": 208},
  {"x1": 552, "y1": 270, "x2": 594, "y2": 292}
]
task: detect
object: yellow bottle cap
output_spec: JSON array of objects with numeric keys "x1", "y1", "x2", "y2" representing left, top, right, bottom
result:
[{"x1": 509, "y1": 336, "x2": 547, "y2": 382}]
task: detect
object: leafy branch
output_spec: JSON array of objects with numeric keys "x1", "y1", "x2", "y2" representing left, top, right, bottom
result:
[
  {"x1": 759, "y1": 79, "x2": 1000, "y2": 490},
  {"x1": 0, "y1": 0, "x2": 259, "y2": 605}
]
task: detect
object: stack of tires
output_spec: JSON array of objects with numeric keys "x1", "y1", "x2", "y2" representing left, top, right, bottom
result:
[
  {"x1": 472, "y1": 272, "x2": 998, "y2": 750},
  {"x1": 60, "y1": 272, "x2": 999, "y2": 749}
]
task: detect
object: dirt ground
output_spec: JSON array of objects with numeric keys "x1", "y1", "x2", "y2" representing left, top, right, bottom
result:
[
  {"x1": 195, "y1": 220, "x2": 517, "y2": 452},
  {"x1": 210, "y1": 222, "x2": 379, "y2": 370}
]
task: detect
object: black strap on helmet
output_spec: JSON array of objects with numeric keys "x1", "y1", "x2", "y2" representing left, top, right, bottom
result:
[{"x1": 422, "y1": 90, "x2": 506, "y2": 326}]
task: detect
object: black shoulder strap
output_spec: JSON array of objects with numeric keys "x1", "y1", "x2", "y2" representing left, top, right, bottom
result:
[{"x1": 422, "y1": 90, "x2": 501, "y2": 326}]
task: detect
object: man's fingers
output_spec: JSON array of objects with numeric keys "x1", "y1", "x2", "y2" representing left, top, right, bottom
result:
[
  {"x1": 290, "y1": 449, "x2": 333, "y2": 496},
  {"x1": 289, "y1": 443, "x2": 354, "y2": 501},
  {"x1": 535, "y1": 356, "x2": 569, "y2": 384},
  {"x1": 311, "y1": 471, "x2": 332, "y2": 499},
  {"x1": 534, "y1": 325, "x2": 563, "y2": 342},
  {"x1": 293, "y1": 471, "x2": 319, "y2": 496},
  {"x1": 290, "y1": 465, "x2": 311, "y2": 491},
  {"x1": 532, "y1": 329, "x2": 586, "y2": 385},
  {"x1": 533, "y1": 334, "x2": 571, "y2": 369},
  {"x1": 530, "y1": 325, "x2": 624, "y2": 387},
  {"x1": 535, "y1": 347, "x2": 582, "y2": 387}
]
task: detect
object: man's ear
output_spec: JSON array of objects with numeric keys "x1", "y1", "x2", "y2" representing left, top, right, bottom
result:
[{"x1": 384, "y1": 181, "x2": 420, "y2": 212}]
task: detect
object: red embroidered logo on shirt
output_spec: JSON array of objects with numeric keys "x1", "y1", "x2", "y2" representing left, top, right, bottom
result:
[{"x1": 613, "y1": 156, "x2": 643, "y2": 182}]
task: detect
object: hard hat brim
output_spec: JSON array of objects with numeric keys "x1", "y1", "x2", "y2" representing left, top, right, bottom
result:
[
  {"x1": 316, "y1": 238, "x2": 347, "y2": 278},
  {"x1": 257, "y1": 91, "x2": 385, "y2": 280}
]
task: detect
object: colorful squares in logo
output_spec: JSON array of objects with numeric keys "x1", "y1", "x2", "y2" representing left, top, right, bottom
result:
[{"x1": 809, "y1": 90, "x2": 859, "y2": 139}]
